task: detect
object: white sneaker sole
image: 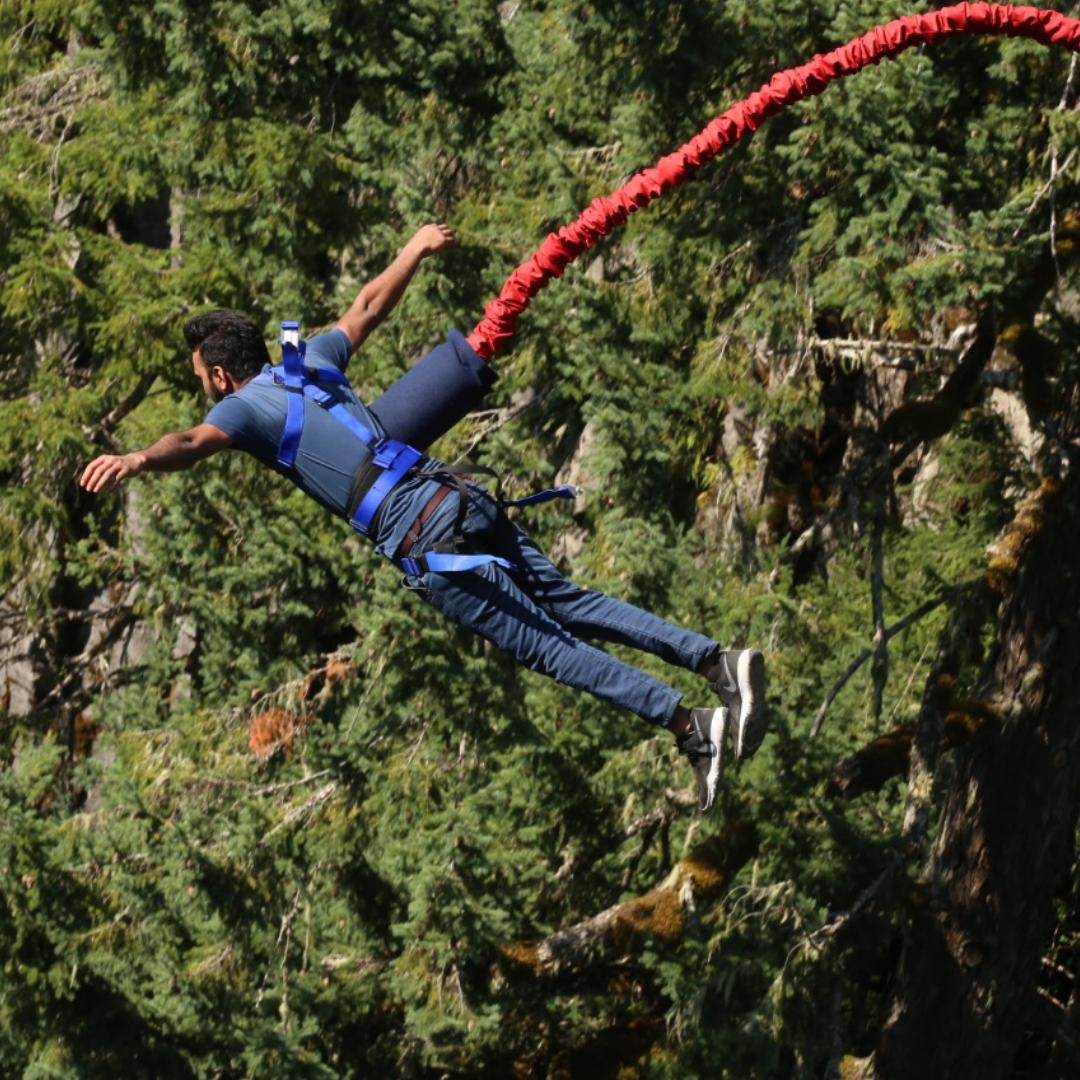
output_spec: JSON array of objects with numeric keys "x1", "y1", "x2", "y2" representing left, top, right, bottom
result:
[
  {"x1": 701, "y1": 707, "x2": 728, "y2": 811},
  {"x1": 734, "y1": 649, "x2": 767, "y2": 761}
]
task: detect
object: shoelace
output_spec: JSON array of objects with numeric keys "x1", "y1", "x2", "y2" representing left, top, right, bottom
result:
[{"x1": 677, "y1": 732, "x2": 711, "y2": 763}]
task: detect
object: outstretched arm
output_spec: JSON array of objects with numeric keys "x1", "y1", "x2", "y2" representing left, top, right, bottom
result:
[
  {"x1": 335, "y1": 223, "x2": 456, "y2": 354},
  {"x1": 80, "y1": 423, "x2": 233, "y2": 494}
]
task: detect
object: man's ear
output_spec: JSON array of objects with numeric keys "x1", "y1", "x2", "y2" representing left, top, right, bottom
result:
[{"x1": 211, "y1": 366, "x2": 236, "y2": 394}]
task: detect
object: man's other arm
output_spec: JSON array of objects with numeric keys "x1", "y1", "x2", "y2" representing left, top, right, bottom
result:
[
  {"x1": 334, "y1": 224, "x2": 456, "y2": 354},
  {"x1": 80, "y1": 424, "x2": 233, "y2": 494}
]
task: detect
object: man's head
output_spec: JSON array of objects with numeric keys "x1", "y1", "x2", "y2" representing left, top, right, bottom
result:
[{"x1": 183, "y1": 309, "x2": 272, "y2": 401}]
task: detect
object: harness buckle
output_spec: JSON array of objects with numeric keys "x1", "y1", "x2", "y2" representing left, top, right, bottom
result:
[
  {"x1": 372, "y1": 439, "x2": 407, "y2": 469},
  {"x1": 399, "y1": 555, "x2": 427, "y2": 577}
]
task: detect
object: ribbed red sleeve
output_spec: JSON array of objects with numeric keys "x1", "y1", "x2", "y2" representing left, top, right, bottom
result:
[{"x1": 466, "y1": 3, "x2": 1080, "y2": 361}]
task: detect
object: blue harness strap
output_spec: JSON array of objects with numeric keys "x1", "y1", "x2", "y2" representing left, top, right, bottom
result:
[
  {"x1": 277, "y1": 321, "x2": 307, "y2": 468},
  {"x1": 502, "y1": 484, "x2": 582, "y2": 509},
  {"x1": 398, "y1": 551, "x2": 515, "y2": 577},
  {"x1": 285, "y1": 369, "x2": 422, "y2": 536},
  {"x1": 351, "y1": 439, "x2": 423, "y2": 536},
  {"x1": 265, "y1": 321, "x2": 580, "y2": 575},
  {"x1": 264, "y1": 343, "x2": 372, "y2": 443}
]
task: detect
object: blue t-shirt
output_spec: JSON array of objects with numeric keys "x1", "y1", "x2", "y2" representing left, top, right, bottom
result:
[{"x1": 204, "y1": 329, "x2": 443, "y2": 558}]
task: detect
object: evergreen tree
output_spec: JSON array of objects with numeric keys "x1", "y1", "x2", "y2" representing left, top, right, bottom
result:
[{"x1": 4, "y1": 1, "x2": 1080, "y2": 1076}]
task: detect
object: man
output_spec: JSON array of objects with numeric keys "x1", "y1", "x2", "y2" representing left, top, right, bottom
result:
[{"x1": 81, "y1": 223, "x2": 768, "y2": 812}]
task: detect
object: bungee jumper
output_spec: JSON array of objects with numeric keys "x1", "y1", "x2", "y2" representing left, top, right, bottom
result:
[{"x1": 80, "y1": 224, "x2": 768, "y2": 814}]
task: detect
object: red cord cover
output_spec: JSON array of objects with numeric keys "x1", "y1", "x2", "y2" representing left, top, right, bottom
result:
[{"x1": 466, "y1": 3, "x2": 1080, "y2": 361}]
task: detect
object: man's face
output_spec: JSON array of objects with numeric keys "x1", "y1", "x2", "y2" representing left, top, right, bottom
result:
[{"x1": 191, "y1": 349, "x2": 227, "y2": 402}]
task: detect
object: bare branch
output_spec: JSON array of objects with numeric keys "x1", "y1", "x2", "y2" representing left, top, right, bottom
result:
[
  {"x1": 1030, "y1": 991, "x2": 1080, "y2": 1073},
  {"x1": 811, "y1": 581, "x2": 975, "y2": 738},
  {"x1": 260, "y1": 783, "x2": 338, "y2": 844},
  {"x1": 812, "y1": 851, "x2": 904, "y2": 943},
  {"x1": 869, "y1": 502, "x2": 888, "y2": 722},
  {"x1": 0, "y1": 62, "x2": 106, "y2": 139},
  {"x1": 255, "y1": 888, "x2": 303, "y2": 1019},
  {"x1": 455, "y1": 391, "x2": 544, "y2": 460},
  {"x1": 82, "y1": 373, "x2": 160, "y2": 448}
]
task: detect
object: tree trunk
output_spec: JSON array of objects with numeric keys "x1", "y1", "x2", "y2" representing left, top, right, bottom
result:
[{"x1": 877, "y1": 449, "x2": 1080, "y2": 1076}]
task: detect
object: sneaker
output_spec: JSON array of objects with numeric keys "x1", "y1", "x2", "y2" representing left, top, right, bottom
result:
[
  {"x1": 677, "y1": 707, "x2": 728, "y2": 812},
  {"x1": 708, "y1": 649, "x2": 768, "y2": 762}
]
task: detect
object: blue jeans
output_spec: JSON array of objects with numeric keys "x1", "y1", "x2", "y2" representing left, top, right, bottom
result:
[{"x1": 406, "y1": 486, "x2": 717, "y2": 726}]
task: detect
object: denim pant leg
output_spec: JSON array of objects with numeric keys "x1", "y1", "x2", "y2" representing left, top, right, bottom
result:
[
  {"x1": 489, "y1": 516, "x2": 718, "y2": 672},
  {"x1": 409, "y1": 488, "x2": 714, "y2": 726},
  {"x1": 417, "y1": 560, "x2": 684, "y2": 725}
]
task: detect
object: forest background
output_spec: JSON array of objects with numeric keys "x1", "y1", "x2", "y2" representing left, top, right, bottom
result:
[{"x1": 3, "y1": 1, "x2": 1080, "y2": 1077}]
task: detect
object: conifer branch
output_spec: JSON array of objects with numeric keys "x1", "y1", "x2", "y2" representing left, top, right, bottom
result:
[{"x1": 503, "y1": 814, "x2": 759, "y2": 977}]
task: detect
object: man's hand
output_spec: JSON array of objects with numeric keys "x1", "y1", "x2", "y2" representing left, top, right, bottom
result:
[
  {"x1": 80, "y1": 452, "x2": 146, "y2": 494},
  {"x1": 410, "y1": 222, "x2": 456, "y2": 258}
]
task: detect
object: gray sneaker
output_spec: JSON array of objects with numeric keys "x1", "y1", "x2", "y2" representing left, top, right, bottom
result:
[
  {"x1": 677, "y1": 707, "x2": 728, "y2": 812},
  {"x1": 709, "y1": 649, "x2": 768, "y2": 761}
]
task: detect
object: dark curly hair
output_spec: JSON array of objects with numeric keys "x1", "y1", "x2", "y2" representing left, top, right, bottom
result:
[{"x1": 183, "y1": 309, "x2": 272, "y2": 383}]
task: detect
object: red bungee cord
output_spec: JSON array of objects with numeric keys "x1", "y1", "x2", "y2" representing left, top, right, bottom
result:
[{"x1": 466, "y1": 3, "x2": 1080, "y2": 362}]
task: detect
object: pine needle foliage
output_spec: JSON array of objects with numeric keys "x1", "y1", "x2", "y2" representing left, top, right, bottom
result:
[{"x1": 5, "y1": 1, "x2": 1080, "y2": 1076}]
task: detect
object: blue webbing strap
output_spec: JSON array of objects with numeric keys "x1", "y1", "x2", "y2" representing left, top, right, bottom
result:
[
  {"x1": 292, "y1": 377, "x2": 409, "y2": 535},
  {"x1": 297, "y1": 377, "x2": 377, "y2": 449},
  {"x1": 277, "y1": 322, "x2": 307, "y2": 468},
  {"x1": 502, "y1": 484, "x2": 582, "y2": 508},
  {"x1": 351, "y1": 439, "x2": 423, "y2": 535},
  {"x1": 398, "y1": 552, "x2": 515, "y2": 577}
]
